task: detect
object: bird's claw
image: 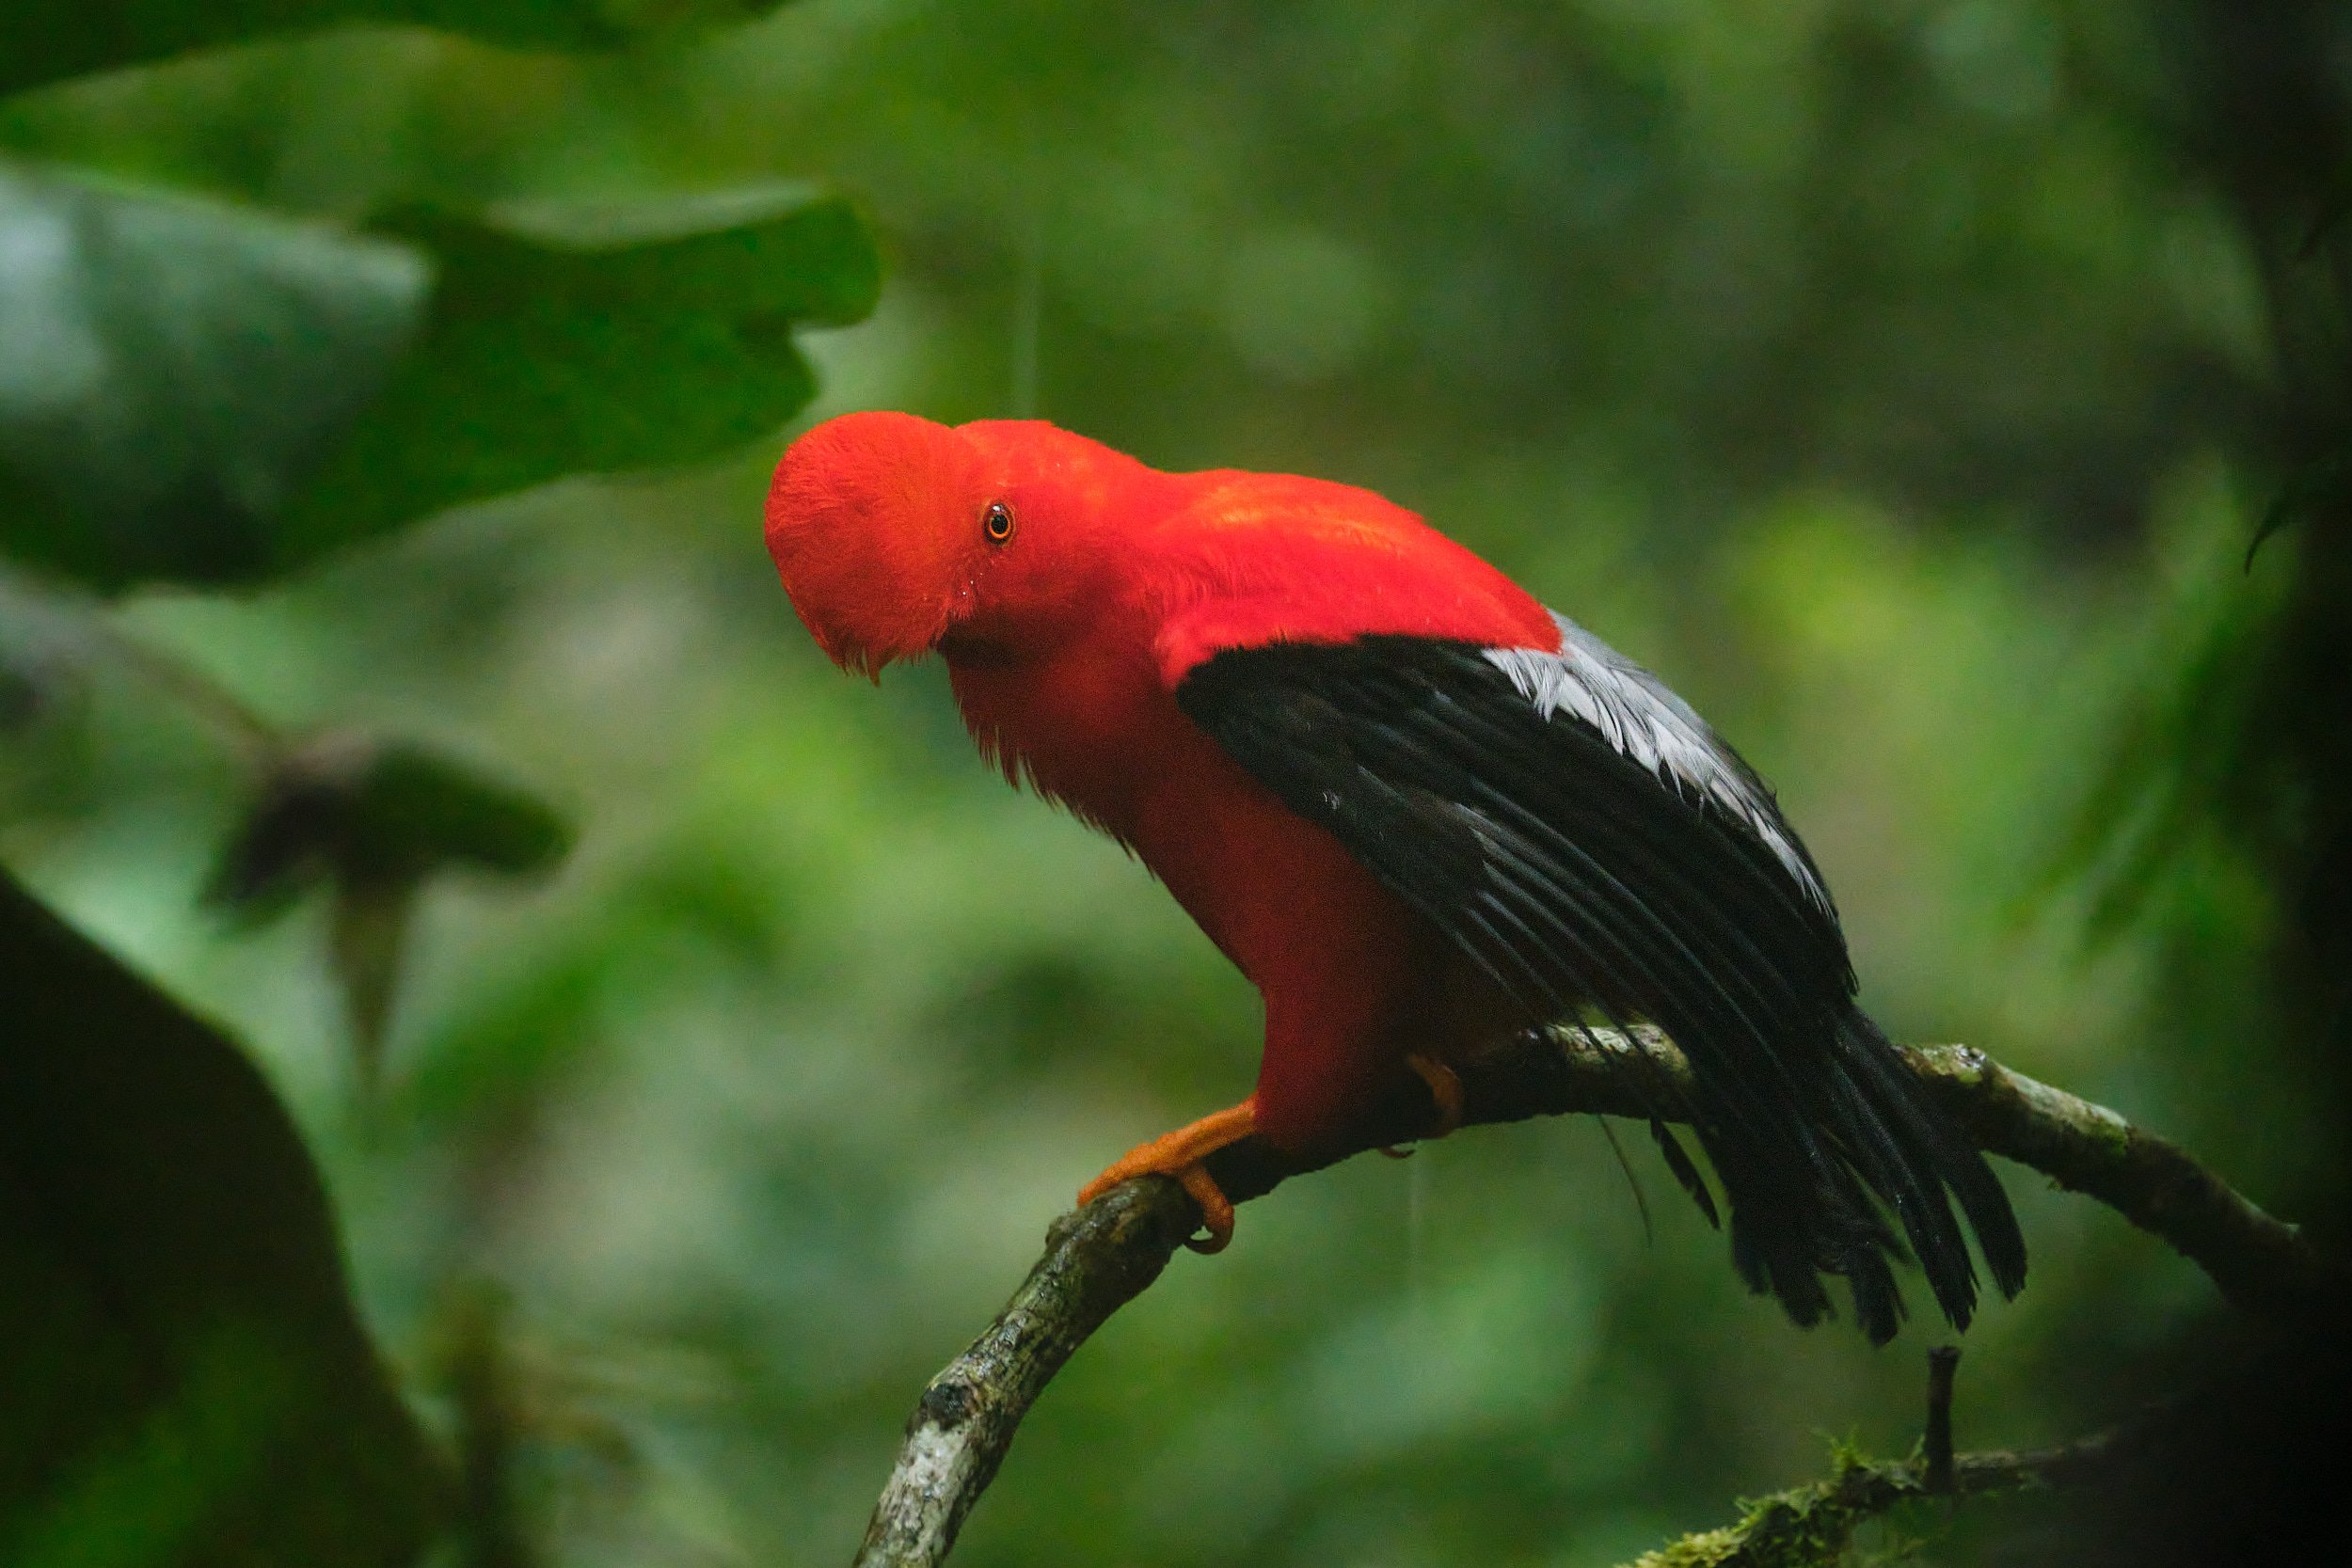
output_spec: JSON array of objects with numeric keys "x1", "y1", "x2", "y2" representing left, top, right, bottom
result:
[
  {"x1": 1175, "y1": 1165, "x2": 1235, "y2": 1252},
  {"x1": 1406, "y1": 1053, "x2": 1464, "y2": 1139},
  {"x1": 1076, "y1": 1099, "x2": 1257, "y2": 1254},
  {"x1": 1076, "y1": 1158, "x2": 1237, "y2": 1253}
]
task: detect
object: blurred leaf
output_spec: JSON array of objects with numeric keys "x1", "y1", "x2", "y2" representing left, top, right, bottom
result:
[
  {"x1": 0, "y1": 165, "x2": 878, "y2": 592},
  {"x1": 434, "y1": 1286, "x2": 537, "y2": 1568},
  {"x1": 0, "y1": 868, "x2": 445, "y2": 1564},
  {"x1": 421, "y1": 1284, "x2": 664, "y2": 1568},
  {"x1": 210, "y1": 734, "x2": 572, "y2": 911},
  {"x1": 209, "y1": 733, "x2": 571, "y2": 1082},
  {"x1": 283, "y1": 186, "x2": 876, "y2": 562},
  {"x1": 0, "y1": 660, "x2": 40, "y2": 733},
  {"x1": 369, "y1": 737, "x2": 575, "y2": 870},
  {"x1": 2041, "y1": 557, "x2": 2285, "y2": 949},
  {"x1": 0, "y1": 162, "x2": 428, "y2": 590},
  {"x1": 0, "y1": 593, "x2": 76, "y2": 736},
  {"x1": 1, "y1": 1, "x2": 801, "y2": 99},
  {"x1": 329, "y1": 880, "x2": 419, "y2": 1097},
  {"x1": 2247, "y1": 452, "x2": 2350, "y2": 570}
]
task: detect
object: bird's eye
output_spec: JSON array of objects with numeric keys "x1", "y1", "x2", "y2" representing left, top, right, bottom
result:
[{"x1": 983, "y1": 501, "x2": 1015, "y2": 544}]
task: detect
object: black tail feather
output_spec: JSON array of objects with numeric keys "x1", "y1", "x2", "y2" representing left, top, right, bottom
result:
[
  {"x1": 1836, "y1": 1012, "x2": 2030, "y2": 1303},
  {"x1": 1649, "y1": 1117, "x2": 1721, "y2": 1229},
  {"x1": 1674, "y1": 1004, "x2": 2026, "y2": 1342}
]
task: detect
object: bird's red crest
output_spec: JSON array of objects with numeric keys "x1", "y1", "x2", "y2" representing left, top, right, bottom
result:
[{"x1": 766, "y1": 411, "x2": 987, "y2": 674}]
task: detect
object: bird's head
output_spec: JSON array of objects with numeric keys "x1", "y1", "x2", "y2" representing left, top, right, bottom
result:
[
  {"x1": 766, "y1": 411, "x2": 1157, "y2": 674},
  {"x1": 765, "y1": 411, "x2": 991, "y2": 674}
]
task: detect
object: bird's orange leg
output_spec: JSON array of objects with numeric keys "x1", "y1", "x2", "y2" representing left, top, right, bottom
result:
[
  {"x1": 1406, "y1": 1053, "x2": 1464, "y2": 1138},
  {"x1": 1375, "y1": 1053, "x2": 1468, "y2": 1159},
  {"x1": 1077, "y1": 1099, "x2": 1258, "y2": 1254}
]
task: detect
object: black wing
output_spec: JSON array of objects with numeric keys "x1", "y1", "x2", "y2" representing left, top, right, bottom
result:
[{"x1": 1177, "y1": 610, "x2": 2025, "y2": 1339}]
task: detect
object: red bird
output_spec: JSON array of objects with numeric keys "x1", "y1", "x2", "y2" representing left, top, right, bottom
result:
[{"x1": 766, "y1": 411, "x2": 2025, "y2": 1339}]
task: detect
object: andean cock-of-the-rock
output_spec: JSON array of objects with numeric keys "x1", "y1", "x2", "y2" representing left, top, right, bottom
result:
[{"x1": 764, "y1": 410, "x2": 2025, "y2": 1341}]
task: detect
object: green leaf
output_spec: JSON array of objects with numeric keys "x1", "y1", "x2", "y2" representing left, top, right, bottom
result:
[
  {"x1": 210, "y1": 734, "x2": 573, "y2": 912},
  {"x1": 349, "y1": 738, "x2": 574, "y2": 878},
  {"x1": 2246, "y1": 452, "x2": 2350, "y2": 571},
  {"x1": 0, "y1": 163, "x2": 428, "y2": 590},
  {"x1": 0, "y1": 868, "x2": 446, "y2": 1563},
  {"x1": 2, "y1": 2, "x2": 799, "y2": 99},
  {"x1": 0, "y1": 164, "x2": 878, "y2": 591},
  {"x1": 283, "y1": 187, "x2": 876, "y2": 566},
  {"x1": 207, "y1": 734, "x2": 572, "y2": 1089}
]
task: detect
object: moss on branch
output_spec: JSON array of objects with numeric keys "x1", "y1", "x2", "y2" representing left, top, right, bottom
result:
[{"x1": 1621, "y1": 1421, "x2": 2134, "y2": 1568}]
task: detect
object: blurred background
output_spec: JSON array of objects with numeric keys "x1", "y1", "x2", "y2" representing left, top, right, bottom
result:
[{"x1": 2, "y1": 2, "x2": 2345, "y2": 1564}]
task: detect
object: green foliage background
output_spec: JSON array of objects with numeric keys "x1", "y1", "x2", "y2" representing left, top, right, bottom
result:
[{"x1": 1, "y1": 2, "x2": 2342, "y2": 1564}]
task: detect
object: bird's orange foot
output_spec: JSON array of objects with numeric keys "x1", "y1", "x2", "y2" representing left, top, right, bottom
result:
[
  {"x1": 1077, "y1": 1099, "x2": 1257, "y2": 1254},
  {"x1": 1406, "y1": 1053, "x2": 1464, "y2": 1139}
]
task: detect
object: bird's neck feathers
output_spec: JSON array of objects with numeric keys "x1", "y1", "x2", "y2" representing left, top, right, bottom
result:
[{"x1": 937, "y1": 422, "x2": 1560, "y2": 672}]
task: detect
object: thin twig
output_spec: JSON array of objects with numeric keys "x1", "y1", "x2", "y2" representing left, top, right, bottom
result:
[
  {"x1": 850, "y1": 1025, "x2": 2345, "y2": 1567},
  {"x1": 0, "y1": 566, "x2": 284, "y2": 766},
  {"x1": 1923, "y1": 1346, "x2": 1961, "y2": 1495}
]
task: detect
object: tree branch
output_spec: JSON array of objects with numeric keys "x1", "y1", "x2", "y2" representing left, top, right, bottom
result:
[
  {"x1": 850, "y1": 1026, "x2": 2346, "y2": 1567},
  {"x1": 1617, "y1": 1424, "x2": 2134, "y2": 1568},
  {"x1": 1620, "y1": 1343, "x2": 2156, "y2": 1567},
  {"x1": 1894, "y1": 1041, "x2": 2344, "y2": 1328}
]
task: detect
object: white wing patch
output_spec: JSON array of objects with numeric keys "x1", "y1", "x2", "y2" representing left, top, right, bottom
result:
[{"x1": 1484, "y1": 610, "x2": 1832, "y2": 913}]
